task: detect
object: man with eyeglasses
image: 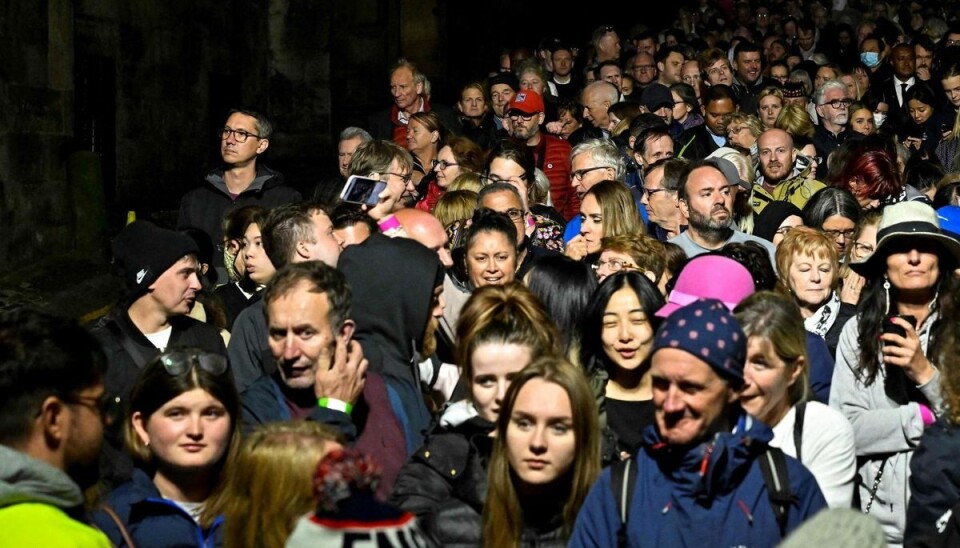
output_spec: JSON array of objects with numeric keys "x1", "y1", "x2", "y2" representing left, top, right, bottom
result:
[
  {"x1": 642, "y1": 158, "x2": 687, "y2": 242},
  {"x1": 506, "y1": 89, "x2": 578, "y2": 221},
  {"x1": 629, "y1": 52, "x2": 658, "y2": 88},
  {"x1": 177, "y1": 108, "x2": 300, "y2": 281},
  {"x1": 93, "y1": 221, "x2": 226, "y2": 488},
  {"x1": 752, "y1": 129, "x2": 826, "y2": 215},
  {"x1": 562, "y1": 139, "x2": 631, "y2": 244},
  {"x1": 812, "y1": 80, "x2": 852, "y2": 179},
  {"x1": 346, "y1": 139, "x2": 417, "y2": 225},
  {"x1": 0, "y1": 309, "x2": 112, "y2": 547}
]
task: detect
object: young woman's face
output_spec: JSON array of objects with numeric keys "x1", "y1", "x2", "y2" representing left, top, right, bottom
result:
[
  {"x1": 242, "y1": 223, "x2": 276, "y2": 285},
  {"x1": 671, "y1": 92, "x2": 690, "y2": 123},
  {"x1": 740, "y1": 336, "x2": 801, "y2": 425},
  {"x1": 908, "y1": 98, "x2": 933, "y2": 125},
  {"x1": 601, "y1": 286, "x2": 654, "y2": 372},
  {"x1": 466, "y1": 231, "x2": 517, "y2": 287},
  {"x1": 506, "y1": 378, "x2": 576, "y2": 487},
  {"x1": 133, "y1": 388, "x2": 232, "y2": 472},
  {"x1": 758, "y1": 95, "x2": 783, "y2": 128},
  {"x1": 471, "y1": 342, "x2": 531, "y2": 423},
  {"x1": 579, "y1": 193, "x2": 604, "y2": 254},
  {"x1": 849, "y1": 108, "x2": 876, "y2": 135}
]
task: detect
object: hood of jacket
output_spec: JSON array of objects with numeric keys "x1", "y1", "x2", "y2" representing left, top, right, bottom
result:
[
  {"x1": 204, "y1": 164, "x2": 285, "y2": 197},
  {"x1": 0, "y1": 445, "x2": 84, "y2": 511},
  {"x1": 338, "y1": 233, "x2": 444, "y2": 383},
  {"x1": 641, "y1": 412, "x2": 773, "y2": 501}
]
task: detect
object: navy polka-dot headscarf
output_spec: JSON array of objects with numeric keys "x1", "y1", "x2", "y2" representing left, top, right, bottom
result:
[{"x1": 652, "y1": 298, "x2": 746, "y2": 387}]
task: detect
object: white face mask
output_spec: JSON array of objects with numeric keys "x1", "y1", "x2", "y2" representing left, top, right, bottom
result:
[{"x1": 874, "y1": 112, "x2": 887, "y2": 127}]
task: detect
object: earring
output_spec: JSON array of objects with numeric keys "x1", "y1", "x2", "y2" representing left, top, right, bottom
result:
[{"x1": 883, "y1": 276, "x2": 891, "y2": 315}]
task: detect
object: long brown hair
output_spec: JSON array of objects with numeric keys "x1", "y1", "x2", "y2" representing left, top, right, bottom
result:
[
  {"x1": 584, "y1": 180, "x2": 645, "y2": 240},
  {"x1": 482, "y1": 356, "x2": 601, "y2": 546}
]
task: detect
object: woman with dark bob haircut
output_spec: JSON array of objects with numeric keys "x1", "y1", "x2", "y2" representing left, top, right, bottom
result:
[
  {"x1": 831, "y1": 201, "x2": 960, "y2": 544},
  {"x1": 580, "y1": 272, "x2": 665, "y2": 454},
  {"x1": 801, "y1": 187, "x2": 862, "y2": 257},
  {"x1": 525, "y1": 255, "x2": 598, "y2": 367},
  {"x1": 92, "y1": 349, "x2": 241, "y2": 547}
]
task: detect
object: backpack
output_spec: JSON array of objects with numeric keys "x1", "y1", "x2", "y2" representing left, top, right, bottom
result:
[{"x1": 610, "y1": 404, "x2": 807, "y2": 548}]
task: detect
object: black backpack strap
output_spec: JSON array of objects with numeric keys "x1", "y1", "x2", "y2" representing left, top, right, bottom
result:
[
  {"x1": 793, "y1": 401, "x2": 807, "y2": 464},
  {"x1": 609, "y1": 457, "x2": 638, "y2": 548},
  {"x1": 758, "y1": 446, "x2": 796, "y2": 538}
]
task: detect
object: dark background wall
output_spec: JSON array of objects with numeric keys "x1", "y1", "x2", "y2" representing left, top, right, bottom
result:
[{"x1": 0, "y1": 0, "x2": 674, "y2": 276}]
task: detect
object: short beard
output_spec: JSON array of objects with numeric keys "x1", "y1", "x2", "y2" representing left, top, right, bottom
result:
[{"x1": 688, "y1": 205, "x2": 733, "y2": 244}]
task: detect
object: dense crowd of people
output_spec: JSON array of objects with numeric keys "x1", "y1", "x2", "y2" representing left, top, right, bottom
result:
[{"x1": 6, "y1": 0, "x2": 960, "y2": 546}]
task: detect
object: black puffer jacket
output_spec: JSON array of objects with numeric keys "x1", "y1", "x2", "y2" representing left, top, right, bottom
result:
[{"x1": 389, "y1": 402, "x2": 494, "y2": 547}]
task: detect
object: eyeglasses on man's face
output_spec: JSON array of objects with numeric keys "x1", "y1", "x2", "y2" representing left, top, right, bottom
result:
[
  {"x1": 821, "y1": 99, "x2": 852, "y2": 109},
  {"x1": 508, "y1": 111, "x2": 537, "y2": 122},
  {"x1": 221, "y1": 127, "x2": 261, "y2": 143},
  {"x1": 384, "y1": 171, "x2": 413, "y2": 185},
  {"x1": 571, "y1": 165, "x2": 609, "y2": 181}
]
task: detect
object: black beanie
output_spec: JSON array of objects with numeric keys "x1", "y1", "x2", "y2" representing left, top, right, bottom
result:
[
  {"x1": 112, "y1": 220, "x2": 199, "y2": 300},
  {"x1": 753, "y1": 201, "x2": 802, "y2": 243}
]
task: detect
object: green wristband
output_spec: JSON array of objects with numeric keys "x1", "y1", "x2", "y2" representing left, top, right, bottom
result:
[{"x1": 317, "y1": 397, "x2": 353, "y2": 415}]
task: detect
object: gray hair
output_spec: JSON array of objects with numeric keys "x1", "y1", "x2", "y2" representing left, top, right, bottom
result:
[
  {"x1": 583, "y1": 81, "x2": 619, "y2": 105},
  {"x1": 814, "y1": 79, "x2": 847, "y2": 106},
  {"x1": 477, "y1": 182, "x2": 524, "y2": 208},
  {"x1": 570, "y1": 138, "x2": 627, "y2": 181},
  {"x1": 339, "y1": 127, "x2": 373, "y2": 143},
  {"x1": 789, "y1": 69, "x2": 812, "y2": 96}
]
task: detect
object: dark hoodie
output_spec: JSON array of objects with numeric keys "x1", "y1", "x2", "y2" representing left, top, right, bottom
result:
[
  {"x1": 176, "y1": 164, "x2": 301, "y2": 249},
  {"x1": 338, "y1": 233, "x2": 444, "y2": 454}
]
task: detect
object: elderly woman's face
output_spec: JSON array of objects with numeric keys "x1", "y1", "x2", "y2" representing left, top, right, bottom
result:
[
  {"x1": 788, "y1": 252, "x2": 836, "y2": 309},
  {"x1": 885, "y1": 240, "x2": 940, "y2": 292}
]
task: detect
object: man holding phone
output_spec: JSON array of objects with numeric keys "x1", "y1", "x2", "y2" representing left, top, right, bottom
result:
[{"x1": 345, "y1": 139, "x2": 416, "y2": 222}]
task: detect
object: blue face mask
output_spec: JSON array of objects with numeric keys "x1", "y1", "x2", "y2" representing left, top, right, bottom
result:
[{"x1": 860, "y1": 52, "x2": 880, "y2": 68}]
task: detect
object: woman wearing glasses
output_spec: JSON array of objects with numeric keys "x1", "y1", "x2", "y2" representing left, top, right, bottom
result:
[
  {"x1": 93, "y1": 350, "x2": 240, "y2": 547},
  {"x1": 801, "y1": 187, "x2": 862, "y2": 257},
  {"x1": 417, "y1": 135, "x2": 484, "y2": 213},
  {"x1": 406, "y1": 112, "x2": 448, "y2": 207}
]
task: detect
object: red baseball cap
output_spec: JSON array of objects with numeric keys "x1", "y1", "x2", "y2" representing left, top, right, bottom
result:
[{"x1": 507, "y1": 90, "x2": 545, "y2": 115}]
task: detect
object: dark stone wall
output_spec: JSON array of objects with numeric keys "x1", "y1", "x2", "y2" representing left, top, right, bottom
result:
[{"x1": 0, "y1": 0, "x2": 527, "y2": 275}]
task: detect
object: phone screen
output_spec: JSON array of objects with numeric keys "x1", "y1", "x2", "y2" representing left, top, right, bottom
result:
[{"x1": 341, "y1": 176, "x2": 384, "y2": 206}]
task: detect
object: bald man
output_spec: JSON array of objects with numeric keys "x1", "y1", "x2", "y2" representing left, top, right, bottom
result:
[
  {"x1": 751, "y1": 128, "x2": 826, "y2": 214},
  {"x1": 392, "y1": 208, "x2": 453, "y2": 268}
]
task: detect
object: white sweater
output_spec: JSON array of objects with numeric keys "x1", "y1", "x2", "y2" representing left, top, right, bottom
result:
[{"x1": 770, "y1": 401, "x2": 857, "y2": 509}]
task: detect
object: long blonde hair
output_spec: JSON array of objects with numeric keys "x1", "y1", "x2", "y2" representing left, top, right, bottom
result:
[
  {"x1": 207, "y1": 422, "x2": 342, "y2": 547},
  {"x1": 482, "y1": 356, "x2": 601, "y2": 546}
]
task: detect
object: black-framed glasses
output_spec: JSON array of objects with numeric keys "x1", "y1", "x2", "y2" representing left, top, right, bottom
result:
[
  {"x1": 643, "y1": 186, "x2": 669, "y2": 197},
  {"x1": 480, "y1": 173, "x2": 527, "y2": 186},
  {"x1": 63, "y1": 393, "x2": 120, "y2": 426},
  {"x1": 384, "y1": 171, "x2": 413, "y2": 184},
  {"x1": 159, "y1": 351, "x2": 228, "y2": 377},
  {"x1": 221, "y1": 127, "x2": 262, "y2": 143},
  {"x1": 821, "y1": 99, "x2": 853, "y2": 109},
  {"x1": 435, "y1": 159, "x2": 459, "y2": 170},
  {"x1": 571, "y1": 166, "x2": 610, "y2": 181},
  {"x1": 823, "y1": 228, "x2": 855, "y2": 239},
  {"x1": 508, "y1": 111, "x2": 537, "y2": 122}
]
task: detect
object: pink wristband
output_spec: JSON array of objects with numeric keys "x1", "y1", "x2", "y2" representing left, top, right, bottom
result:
[
  {"x1": 919, "y1": 404, "x2": 935, "y2": 427},
  {"x1": 378, "y1": 215, "x2": 401, "y2": 233}
]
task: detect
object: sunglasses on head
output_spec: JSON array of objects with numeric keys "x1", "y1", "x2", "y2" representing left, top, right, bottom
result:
[{"x1": 158, "y1": 350, "x2": 228, "y2": 377}]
